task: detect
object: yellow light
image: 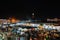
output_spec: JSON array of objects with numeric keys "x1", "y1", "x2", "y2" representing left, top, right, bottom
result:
[{"x1": 38, "y1": 25, "x2": 43, "y2": 30}]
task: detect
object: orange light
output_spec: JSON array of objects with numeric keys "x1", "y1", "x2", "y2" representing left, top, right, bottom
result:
[{"x1": 11, "y1": 18, "x2": 16, "y2": 23}]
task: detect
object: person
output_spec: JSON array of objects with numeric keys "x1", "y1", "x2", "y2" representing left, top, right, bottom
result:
[
  {"x1": 30, "y1": 28, "x2": 38, "y2": 40},
  {"x1": 0, "y1": 34, "x2": 3, "y2": 40},
  {"x1": 37, "y1": 32, "x2": 41, "y2": 40},
  {"x1": 45, "y1": 32, "x2": 50, "y2": 40},
  {"x1": 45, "y1": 34, "x2": 49, "y2": 40},
  {"x1": 25, "y1": 30, "x2": 31, "y2": 40},
  {"x1": 37, "y1": 32, "x2": 45, "y2": 40}
]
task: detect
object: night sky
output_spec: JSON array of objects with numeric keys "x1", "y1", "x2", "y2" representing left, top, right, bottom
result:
[{"x1": 0, "y1": 0, "x2": 60, "y2": 19}]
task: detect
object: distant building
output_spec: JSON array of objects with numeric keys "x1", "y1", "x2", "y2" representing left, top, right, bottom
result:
[{"x1": 47, "y1": 18, "x2": 60, "y2": 22}]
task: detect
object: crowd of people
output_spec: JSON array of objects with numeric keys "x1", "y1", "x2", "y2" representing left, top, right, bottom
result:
[
  {"x1": 25, "y1": 28, "x2": 60, "y2": 40},
  {"x1": 0, "y1": 26, "x2": 60, "y2": 40}
]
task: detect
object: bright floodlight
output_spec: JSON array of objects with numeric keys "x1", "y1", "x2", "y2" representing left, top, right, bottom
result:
[{"x1": 53, "y1": 27, "x2": 56, "y2": 29}]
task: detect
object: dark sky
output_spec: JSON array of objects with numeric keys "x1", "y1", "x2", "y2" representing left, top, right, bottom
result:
[{"x1": 0, "y1": 0, "x2": 60, "y2": 19}]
